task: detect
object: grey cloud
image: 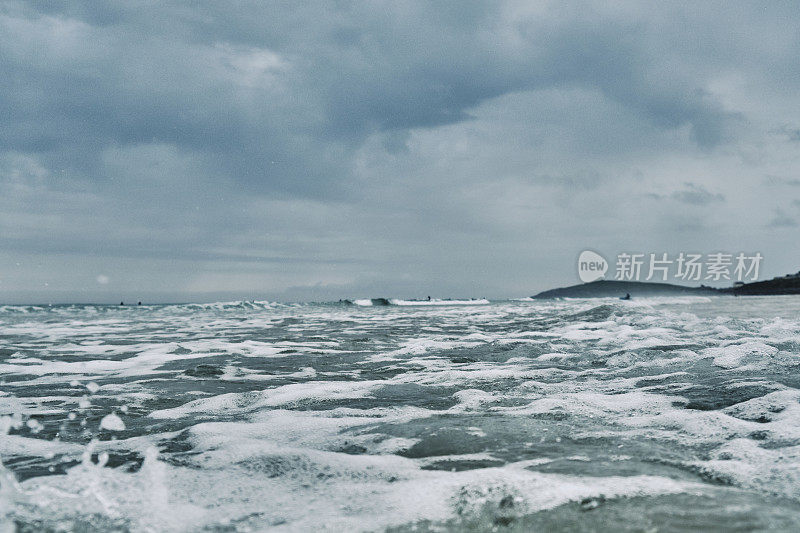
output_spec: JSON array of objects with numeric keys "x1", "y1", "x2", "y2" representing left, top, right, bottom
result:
[
  {"x1": 646, "y1": 183, "x2": 725, "y2": 206},
  {"x1": 771, "y1": 125, "x2": 800, "y2": 142},
  {"x1": 764, "y1": 176, "x2": 800, "y2": 187},
  {"x1": 3, "y1": 2, "x2": 800, "y2": 301},
  {"x1": 1, "y1": 1, "x2": 747, "y2": 197},
  {"x1": 767, "y1": 209, "x2": 798, "y2": 228},
  {"x1": 670, "y1": 183, "x2": 725, "y2": 206}
]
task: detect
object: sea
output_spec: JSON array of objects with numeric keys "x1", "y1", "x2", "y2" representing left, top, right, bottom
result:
[{"x1": 2, "y1": 295, "x2": 800, "y2": 532}]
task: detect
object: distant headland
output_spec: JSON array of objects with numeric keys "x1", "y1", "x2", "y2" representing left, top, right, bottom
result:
[{"x1": 532, "y1": 272, "x2": 800, "y2": 299}]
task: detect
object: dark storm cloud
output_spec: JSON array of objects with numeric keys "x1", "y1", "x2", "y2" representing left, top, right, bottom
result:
[
  {"x1": 1, "y1": 1, "x2": 744, "y2": 195},
  {"x1": 2, "y1": 1, "x2": 800, "y2": 301}
]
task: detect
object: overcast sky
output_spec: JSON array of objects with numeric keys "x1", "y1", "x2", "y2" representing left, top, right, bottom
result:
[{"x1": 1, "y1": 1, "x2": 800, "y2": 303}]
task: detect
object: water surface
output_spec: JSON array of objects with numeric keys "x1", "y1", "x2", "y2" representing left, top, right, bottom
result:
[{"x1": 2, "y1": 296, "x2": 800, "y2": 531}]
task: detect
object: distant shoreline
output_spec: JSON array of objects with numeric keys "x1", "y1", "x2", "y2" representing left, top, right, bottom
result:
[{"x1": 532, "y1": 275, "x2": 800, "y2": 299}]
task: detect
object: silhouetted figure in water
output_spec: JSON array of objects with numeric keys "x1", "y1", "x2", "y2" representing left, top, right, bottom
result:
[
  {"x1": 138, "y1": 301, "x2": 142, "y2": 306},
  {"x1": 120, "y1": 301, "x2": 124, "y2": 306},
  {"x1": 620, "y1": 293, "x2": 631, "y2": 300},
  {"x1": 427, "y1": 296, "x2": 431, "y2": 301}
]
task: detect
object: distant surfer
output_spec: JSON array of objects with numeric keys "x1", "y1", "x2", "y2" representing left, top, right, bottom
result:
[
  {"x1": 120, "y1": 301, "x2": 124, "y2": 306},
  {"x1": 620, "y1": 293, "x2": 631, "y2": 300},
  {"x1": 427, "y1": 296, "x2": 431, "y2": 301}
]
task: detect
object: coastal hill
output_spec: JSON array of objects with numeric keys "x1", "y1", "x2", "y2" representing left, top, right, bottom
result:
[
  {"x1": 532, "y1": 280, "x2": 718, "y2": 299},
  {"x1": 533, "y1": 273, "x2": 800, "y2": 299},
  {"x1": 729, "y1": 272, "x2": 800, "y2": 295}
]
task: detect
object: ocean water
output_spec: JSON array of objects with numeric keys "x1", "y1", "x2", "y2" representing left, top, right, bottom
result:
[{"x1": 2, "y1": 296, "x2": 800, "y2": 531}]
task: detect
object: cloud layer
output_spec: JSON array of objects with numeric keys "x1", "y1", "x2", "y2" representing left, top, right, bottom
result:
[{"x1": 1, "y1": 1, "x2": 800, "y2": 302}]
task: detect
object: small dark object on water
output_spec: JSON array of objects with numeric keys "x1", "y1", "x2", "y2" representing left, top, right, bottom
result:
[
  {"x1": 120, "y1": 301, "x2": 124, "y2": 306},
  {"x1": 580, "y1": 495, "x2": 606, "y2": 511},
  {"x1": 138, "y1": 301, "x2": 142, "y2": 305},
  {"x1": 620, "y1": 293, "x2": 631, "y2": 300}
]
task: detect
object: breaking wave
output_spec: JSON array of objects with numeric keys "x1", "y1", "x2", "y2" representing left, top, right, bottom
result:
[{"x1": 350, "y1": 298, "x2": 489, "y2": 306}]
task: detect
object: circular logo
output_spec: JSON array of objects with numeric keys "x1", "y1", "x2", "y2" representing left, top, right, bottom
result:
[{"x1": 578, "y1": 250, "x2": 608, "y2": 283}]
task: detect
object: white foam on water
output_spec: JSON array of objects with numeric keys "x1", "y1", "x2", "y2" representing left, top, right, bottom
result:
[
  {"x1": 149, "y1": 380, "x2": 383, "y2": 419},
  {"x1": 388, "y1": 298, "x2": 490, "y2": 306},
  {"x1": 0, "y1": 434, "x2": 84, "y2": 457},
  {"x1": 691, "y1": 438, "x2": 800, "y2": 499},
  {"x1": 703, "y1": 341, "x2": 779, "y2": 369},
  {"x1": 99, "y1": 413, "x2": 126, "y2": 431},
  {"x1": 366, "y1": 335, "x2": 487, "y2": 362},
  {"x1": 4, "y1": 296, "x2": 800, "y2": 529},
  {"x1": 8, "y1": 443, "x2": 703, "y2": 532},
  {"x1": 500, "y1": 389, "x2": 678, "y2": 420},
  {"x1": 449, "y1": 389, "x2": 498, "y2": 412}
]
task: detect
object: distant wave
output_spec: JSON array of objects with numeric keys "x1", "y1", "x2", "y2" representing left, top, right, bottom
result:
[
  {"x1": 0, "y1": 299, "x2": 495, "y2": 313},
  {"x1": 0, "y1": 305, "x2": 48, "y2": 314},
  {"x1": 163, "y1": 300, "x2": 285, "y2": 311},
  {"x1": 0, "y1": 301, "x2": 290, "y2": 313},
  {"x1": 350, "y1": 298, "x2": 390, "y2": 306},
  {"x1": 558, "y1": 295, "x2": 713, "y2": 305},
  {"x1": 350, "y1": 298, "x2": 489, "y2": 307}
]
